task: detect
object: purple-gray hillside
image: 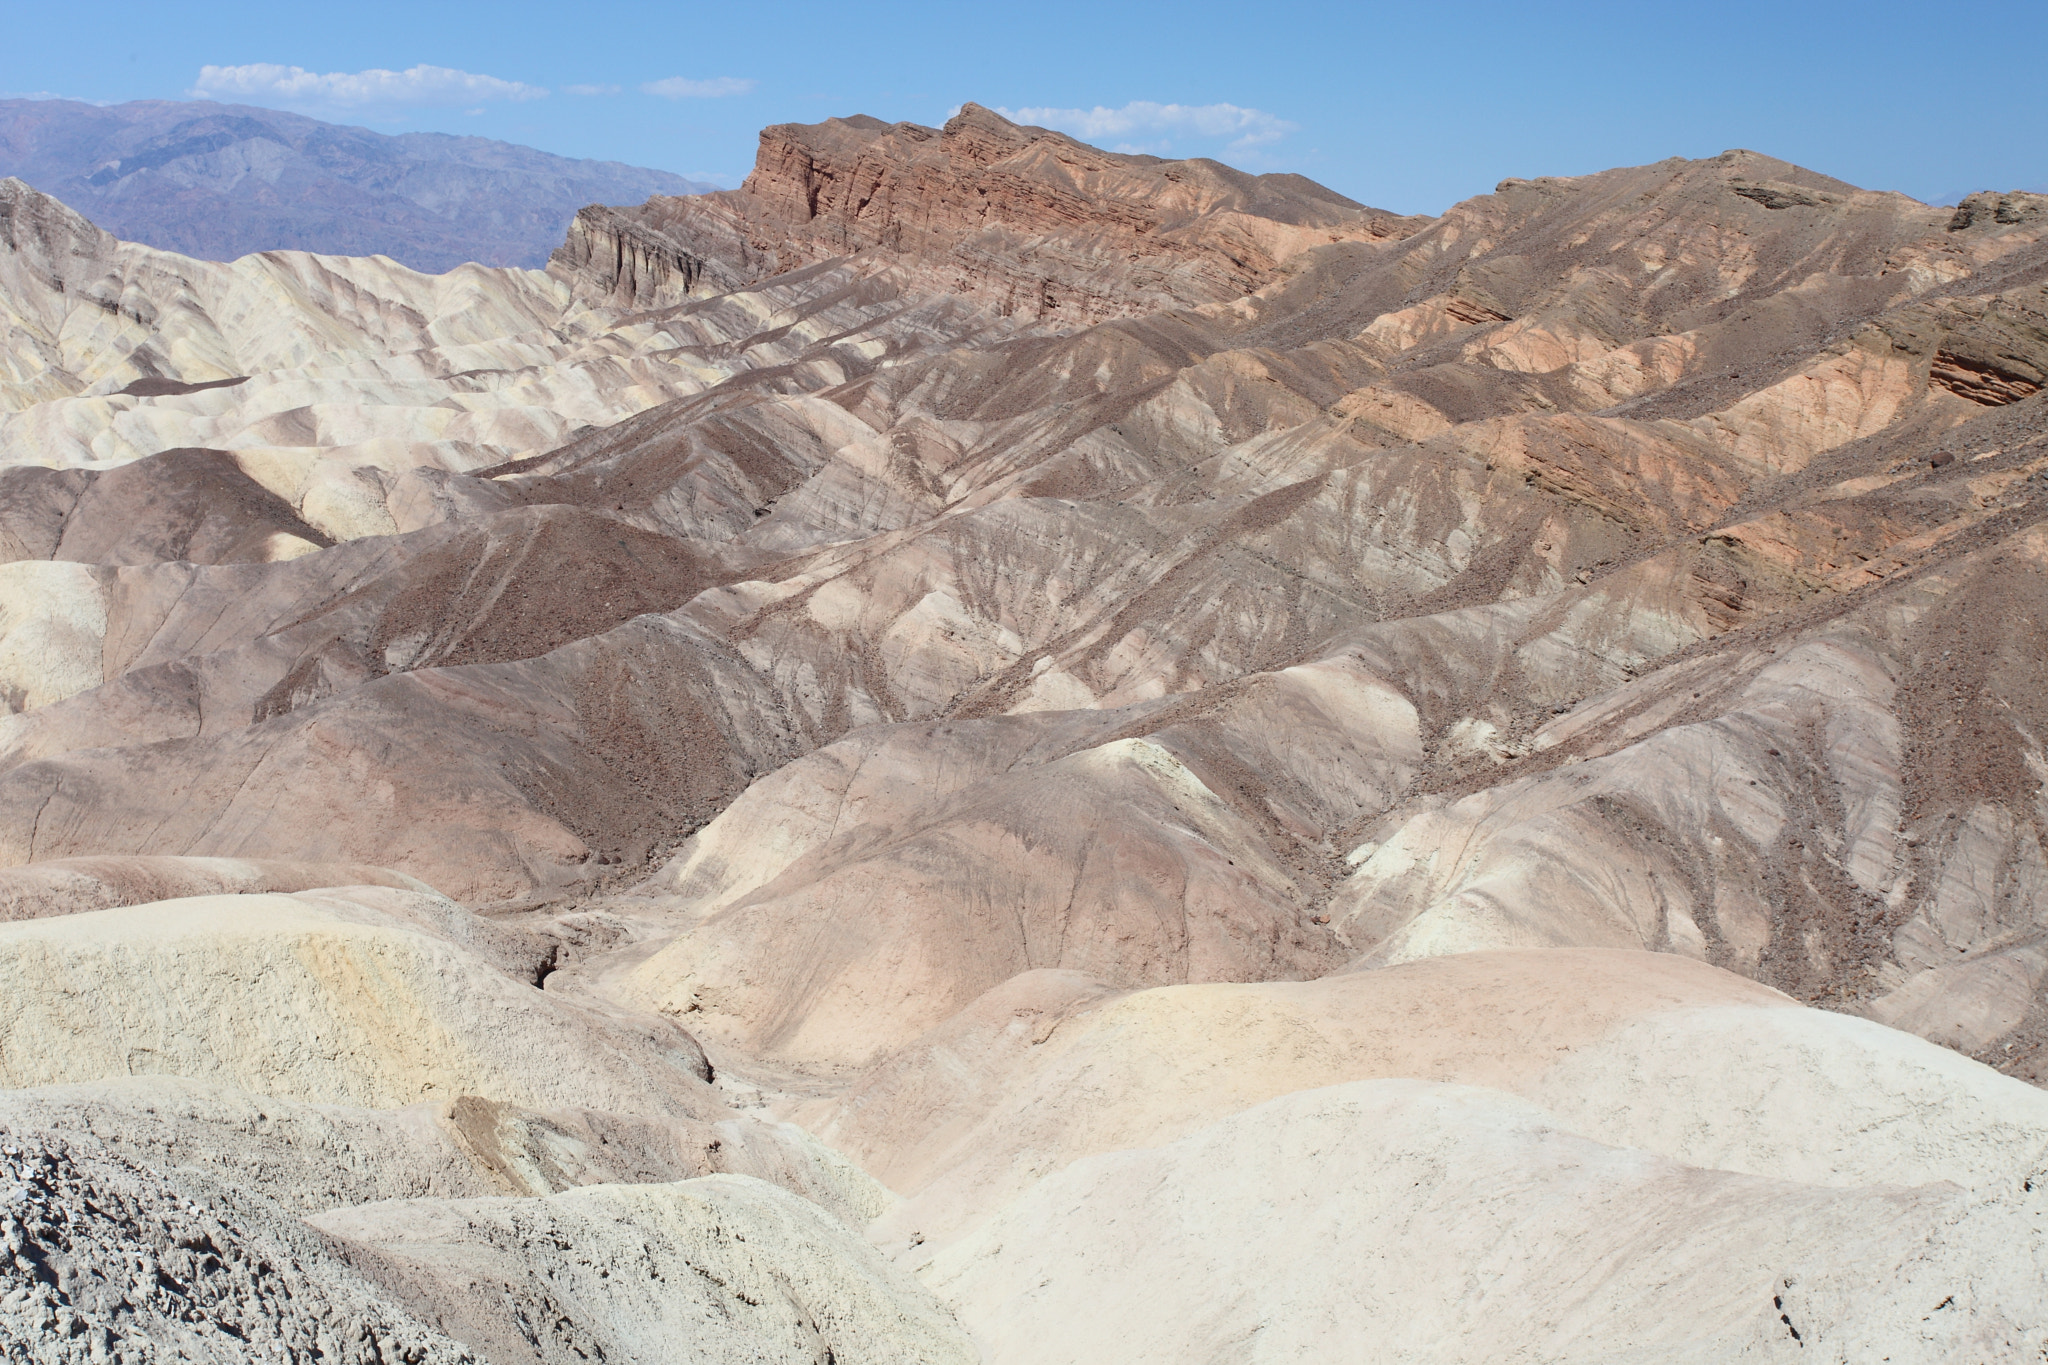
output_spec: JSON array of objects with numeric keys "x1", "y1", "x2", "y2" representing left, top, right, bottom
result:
[{"x1": 0, "y1": 97, "x2": 715, "y2": 273}]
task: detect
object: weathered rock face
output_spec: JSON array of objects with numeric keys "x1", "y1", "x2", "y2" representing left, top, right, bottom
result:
[
  {"x1": 0, "y1": 1126, "x2": 476, "y2": 1364},
  {"x1": 0, "y1": 1123, "x2": 944, "y2": 1365},
  {"x1": 8, "y1": 114, "x2": 2048, "y2": 1360},
  {"x1": 549, "y1": 103, "x2": 1431, "y2": 320},
  {"x1": 312, "y1": 1177, "x2": 976, "y2": 1365}
]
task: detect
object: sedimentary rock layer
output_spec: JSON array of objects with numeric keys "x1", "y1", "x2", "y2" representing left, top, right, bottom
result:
[{"x1": 550, "y1": 103, "x2": 1430, "y2": 320}]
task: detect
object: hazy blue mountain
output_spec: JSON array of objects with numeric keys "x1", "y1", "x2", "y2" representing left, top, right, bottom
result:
[
  {"x1": 1922, "y1": 180, "x2": 2047, "y2": 206},
  {"x1": 0, "y1": 98, "x2": 715, "y2": 272}
]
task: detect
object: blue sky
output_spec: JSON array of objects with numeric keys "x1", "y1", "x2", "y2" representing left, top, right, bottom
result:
[{"x1": 3, "y1": 0, "x2": 2041, "y2": 212}]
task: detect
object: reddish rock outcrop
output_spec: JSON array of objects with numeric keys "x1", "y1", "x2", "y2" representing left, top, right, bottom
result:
[{"x1": 550, "y1": 103, "x2": 1431, "y2": 321}]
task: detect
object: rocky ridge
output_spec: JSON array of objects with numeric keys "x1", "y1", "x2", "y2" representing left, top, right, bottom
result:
[
  {"x1": 3, "y1": 106, "x2": 2048, "y2": 1360},
  {"x1": 550, "y1": 102, "x2": 1430, "y2": 321}
]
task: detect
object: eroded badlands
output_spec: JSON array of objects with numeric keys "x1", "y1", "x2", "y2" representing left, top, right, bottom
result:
[{"x1": 4, "y1": 103, "x2": 2048, "y2": 1362}]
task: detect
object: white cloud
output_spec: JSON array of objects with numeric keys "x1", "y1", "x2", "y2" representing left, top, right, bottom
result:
[
  {"x1": 641, "y1": 77, "x2": 755, "y2": 99},
  {"x1": 995, "y1": 101, "x2": 1297, "y2": 152},
  {"x1": 191, "y1": 63, "x2": 548, "y2": 107},
  {"x1": 564, "y1": 83, "x2": 622, "y2": 97}
]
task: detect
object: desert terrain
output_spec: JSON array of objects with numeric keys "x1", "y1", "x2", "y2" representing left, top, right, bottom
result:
[{"x1": 3, "y1": 102, "x2": 2047, "y2": 1361}]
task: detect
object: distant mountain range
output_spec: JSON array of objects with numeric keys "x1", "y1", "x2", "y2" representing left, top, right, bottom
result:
[
  {"x1": 0, "y1": 98, "x2": 715, "y2": 272},
  {"x1": 1925, "y1": 181, "x2": 2047, "y2": 206}
]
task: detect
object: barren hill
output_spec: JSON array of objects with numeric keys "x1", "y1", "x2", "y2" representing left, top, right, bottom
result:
[{"x1": 4, "y1": 106, "x2": 2048, "y2": 1361}]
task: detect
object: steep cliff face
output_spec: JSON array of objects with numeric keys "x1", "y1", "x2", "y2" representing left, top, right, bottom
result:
[
  {"x1": 550, "y1": 197, "x2": 749, "y2": 310},
  {"x1": 549, "y1": 103, "x2": 1431, "y2": 320}
]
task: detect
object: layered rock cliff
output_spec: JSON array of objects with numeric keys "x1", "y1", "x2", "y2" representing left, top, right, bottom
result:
[{"x1": 550, "y1": 103, "x2": 1431, "y2": 320}]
